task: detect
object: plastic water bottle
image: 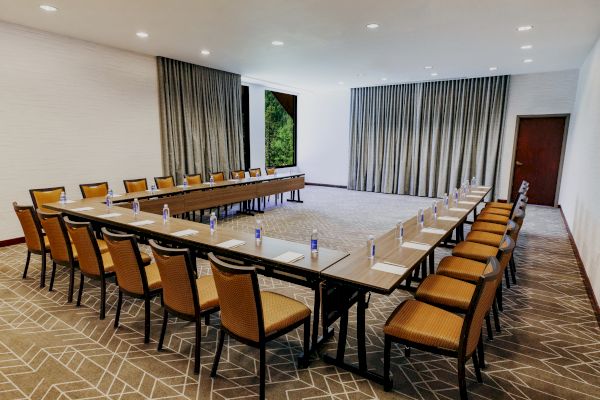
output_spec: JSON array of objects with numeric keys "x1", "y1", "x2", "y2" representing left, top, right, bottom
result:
[
  {"x1": 367, "y1": 235, "x2": 375, "y2": 259},
  {"x1": 60, "y1": 191, "x2": 66, "y2": 204},
  {"x1": 108, "y1": 188, "x2": 114, "y2": 197},
  {"x1": 132, "y1": 198, "x2": 140, "y2": 216},
  {"x1": 433, "y1": 201, "x2": 438, "y2": 221},
  {"x1": 396, "y1": 222, "x2": 404, "y2": 243},
  {"x1": 472, "y1": 176, "x2": 477, "y2": 186},
  {"x1": 418, "y1": 208, "x2": 424, "y2": 229},
  {"x1": 183, "y1": 176, "x2": 188, "y2": 189},
  {"x1": 106, "y1": 193, "x2": 112, "y2": 208},
  {"x1": 454, "y1": 188, "x2": 459, "y2": 204},
  {"x1": 209, "y1": 212, "x2": 217, "y2": 234},
  {"x1": 255, "y1": 219, "x2": 263, "y2": 243},
  {"x1": 210, "y1": 175, "x2": 214, "y2": 186},
  {"x1": 311, "y1": 229, "x2": 318, "y2": 254},
  {"x1": 443, "y1": 193, "x2": 449, "y2": 209},
  {"x1": 162, "y1": 204, "x2": 170, "y2": 224}
]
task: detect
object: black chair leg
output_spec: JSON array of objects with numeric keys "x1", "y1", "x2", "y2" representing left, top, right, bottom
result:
[
  {"x1": 458, "y1": 360, "x2": 468, "y2": 400},
  {"x1": 23, "y1": 251, "x2": 31, "y2": 279},
  {"x1": 472, "y1": 353, "x2": 483, "y2": 383},
  {"x1": 477, "y1": 334, "x2": 486, "y2": 369},
  {"x1": 114, "y1": 290, "x2": 123, "y2": 328},
  {"x1": 259, "y1": 343, "x2": 266, "y2": 400},
  {"x1": 492, "y1": 299, "x2": 501, "y2": 333},
  {"x1": 67, "y1": 264, "x2": 75, "y2": 303},
  {"x1": 49, "y1": 261, "x2": 57, "y2": 291},
  {"x1": 100, "y1": 279, "x2": 106, "y2": 320},
  {"x1": 40, "y1": 252, "x2": 47, "y2": 288},
  {"x1": 485, "y1": 315, "x2": 493, "y2": 340},
  {"x1": 299, "y1": 318, "x2": 310, "y2": 368},
  {"x1": 496, "y1": 285, "x2": 504, "y2": 312},
  {"x1": 194, "y1": 319, "x2": 201, "y2": 374},
  {"x1": 504, "y1": 268, "x2": 511, "y2": 289},
  {"x1": 144, "y1": 297, "x2": 151, "y2": 343},
  {"x1": 76, "y1": 273, "x2": 84, "y2": 306},
  {"x1": 383, "y1": 336, "x2": 392, "y2": 391},
  {"x1": 158, "y1": 309, "x2": 168, "y2": 351},
  {"x1": 510, "y1": 256, "x2": 517, "y2": 284},
  {"x1": 211, "y1": 328, "x2": 225, "y2": 377},
  {"x1": 204, "y1": 313, "x2": 210, "y2": 326}
]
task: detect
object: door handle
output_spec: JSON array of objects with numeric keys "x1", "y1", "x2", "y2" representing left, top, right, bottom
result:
[{"x1": 515, "y1": 161, "x2": 524, "y2": 166}]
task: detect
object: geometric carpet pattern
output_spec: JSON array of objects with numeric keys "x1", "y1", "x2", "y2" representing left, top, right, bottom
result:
[{"x1": 0, "y1": 186, "x2": 599, "y2": 399}]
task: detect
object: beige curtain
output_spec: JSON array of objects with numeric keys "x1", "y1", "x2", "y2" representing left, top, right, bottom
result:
[
  {"x1": 157, "y1": 57, "x2": 244, "y2": 183},
  {"x1": 348, "y1": 76, "x2": 510, "y2": 198}
]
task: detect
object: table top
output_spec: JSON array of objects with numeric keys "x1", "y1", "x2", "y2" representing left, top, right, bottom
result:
[{"x1": 322, "y1": 186, "x2": 492, "y2": 294}]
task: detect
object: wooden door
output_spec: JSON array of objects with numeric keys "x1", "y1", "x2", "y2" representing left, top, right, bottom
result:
[{"x1": 511, "y1": 116, "x2": 567, "y2": 206}]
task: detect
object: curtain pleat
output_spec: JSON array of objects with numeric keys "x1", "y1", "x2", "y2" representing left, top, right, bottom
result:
[
  {"x1": 348, "y1": 76, "x2": 509, "y2": 198},
  {"x1": 157, "y1": 57, "x2": 244, "y2": 182}
]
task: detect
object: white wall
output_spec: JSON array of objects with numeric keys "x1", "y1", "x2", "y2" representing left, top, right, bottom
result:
[
  {"x1": 559, "y1": 36, "x2": 600, "y2": 304},
  {"x1": 498, "y1": 70, "x2": 579, "y2": 199},
  {"x1": 0, "y1": 22, "x2": 162, "y2": 241}
]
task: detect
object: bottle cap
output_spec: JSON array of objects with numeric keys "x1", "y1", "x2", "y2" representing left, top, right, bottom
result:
[{"x1": 368, "y1": 234, "x2": 374, "y2": 240}]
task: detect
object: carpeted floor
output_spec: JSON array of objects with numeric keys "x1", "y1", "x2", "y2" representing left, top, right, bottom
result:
[{"x1": 0, "y1": 186, "x2": 598, "y2": 399}]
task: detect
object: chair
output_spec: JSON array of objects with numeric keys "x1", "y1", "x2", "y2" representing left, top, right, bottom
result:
[
  {"x1": 154, "y1": 176, "x2": 175, "y2": 189},
  {"x1": 383, "y1": 257, "x2": 500, "y2": 400},
  {"x1": 149, "y1": 240, "x2": 220, "y2": 373},
  {"x1": 265, "y1": 167, "x2": 283, "y2": 204},
  {"x1": 64, "y1": 217, "x2": 116, "y2": 319},
  {"x1": 186, "y1": 174, "x2": 202, "y2": 185},
  {"x1": 79, "y1": 182, "x2": 109, "y2": 198},
  {"x1": 13, "y1": 202, "x2": 50, "y2": 288},
  {"x1": 210, "y1": 172, "x2": 225, "y2": 182},
  {"x1": 230, "y1": 170, "x2": 245, "y2": 180},
  {"x1": 249, "y1": 168, "x2": 262, "y2": 178},
  {"x1": 102, "y1": 228, "x2": 161, "y2": 343},
  {"x1": 30, "y1": 186, "x2": 65, "y2": 212},
  {"x1": 485, "y1": 180, "x2": 528, "y2": 211},
  {"x1": 123, "y1": 178, "x2": 148, "y2": 193},
  {"x1": 209, "y1": 253, "x2": 311, "y2": 400}
]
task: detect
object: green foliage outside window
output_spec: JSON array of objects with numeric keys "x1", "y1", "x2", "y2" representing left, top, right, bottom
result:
[{"x1": 265, "y1": 91, "x2": 295, "y2": 167}]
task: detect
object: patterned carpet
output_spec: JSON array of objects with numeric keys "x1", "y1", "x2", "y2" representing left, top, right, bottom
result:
[{"x1": 0, "y1": 186, "x2": 599, "y2": 399}]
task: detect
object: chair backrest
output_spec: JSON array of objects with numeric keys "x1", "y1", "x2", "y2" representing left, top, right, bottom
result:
[
  {"x1": 211, "y1": 172, "x2": 225, "y2": 182},
  {"x1": 150, "y1": 240, "x2": 199, "y2": 318},
  {"x1": 13, "y1": 202, "x2": 45, "y2": 252},
  {"x1": 230, "y1": 170, "x2": 245, "y2": 180},
  {"x1": 266, "y1": 167, "x2": 276, "y2": 176},
  {"x1": 209, "y1": 253, "x2": 264, "y2": 342},
  {"x1": 249, "y1": 168, "x2": 262, "y2": 177},
  {"x1": 461, "y1": 257, "x2": 501, "y2": 358},
  {"x1": 30, "y1": 186, "x2": 65, "y2": 212},
  {"x1": 186, "y1": 174, "x2": 202, "y2": 185},
  {"x1": 154, "y1": 176, "x2": 175, "y2": 189},
  {"x1": 79, "y1": 182, "x2": 109, "y2": 198},
  {"x1": 101, "y1": 228, "x2": 148, "y2": 295},
  {"x1": 496, "y1": 236, "x2": 516, "y2": 274},
  {"x1": 38, "y1": 210, "x2": 74, "y2": 265},
  {"x1": 64, "y1": 217, "x2": 104, "y2": 277},
  {"x1": 123, "y1": 178, "x2": 147, "y2": 193}
]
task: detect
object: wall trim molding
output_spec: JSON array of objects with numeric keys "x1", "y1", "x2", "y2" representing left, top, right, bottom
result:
[
  {"x1": 305, "y1": 182, "x2": 348, "y2": 189},
  {"x1": 559, "y1": 206, "x2": 600, "y2": 328},
  {"x1": 0, "y1": 237, "x2": 25, "y2": 248}
]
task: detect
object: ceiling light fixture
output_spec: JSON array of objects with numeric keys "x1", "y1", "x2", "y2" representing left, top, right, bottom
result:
[
  {"x1": 523, "y1": 58, "x2": 533, "y2": 63},
  {"x1": 271, "y1": 40, "x2": 284, "y2": 46},
  {"x1": 431, "y1": 72, "x2": 438, "y2": 77},
  {"x1": 201, "y1": 49, "x2": 210, "y2": 55},
  {"x1": 489, "y1": 66, "x2": 498, "y2": 71},
  {"x1": 517, "y1": 25, "x2": 533, "y2": 32},
  {"x1": 136, "y1": 31, "x2": 149, "y2": 38},
  {"x1": 424, "y1": 66, "x2": 433, "y2": 70},
  {"x1": 39, "y1": 4, "x2": 57, "y2": 12},
  {"x1": 520, "y1": 44, "x2": 533, "y2": 50},
  {"x1": 338, "y1": 81, "x2": 345, "y2": 85},
  {"x1": 381, "y1": 78, "x2": 388, "y2": 81},
  {"x1": 366, "y1": 23, "x2": 379, "y2": 29}
]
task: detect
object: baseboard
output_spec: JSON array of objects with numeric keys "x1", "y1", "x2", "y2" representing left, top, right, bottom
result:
[
  {"x1": 0, "y1": 237, "x2": 25, "y2": 247},
  {"x1": 558, "y1": 206, "x2": 600, "y2": 328},
  {"x1": 305, "y1": 182, "x2": 348, "y2": 189}
]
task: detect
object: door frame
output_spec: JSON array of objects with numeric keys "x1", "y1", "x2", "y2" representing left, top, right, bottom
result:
[{"x1": 508, "y1": 113, "x2": 570, "y2": 207}]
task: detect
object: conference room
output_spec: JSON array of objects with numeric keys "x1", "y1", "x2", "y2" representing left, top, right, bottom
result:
[{"x1": 1, "y1": 1, "x2": 599, "y2": 399}]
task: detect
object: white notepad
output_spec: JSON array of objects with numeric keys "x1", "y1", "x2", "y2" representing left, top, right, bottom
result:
[
  {"x1": 466, "y1": 195, "x2": 480, "y2": 199},
  {"x1": 64, "y1": 200, "x2": 76, "y2": 204},
  {"x1": 129, "y1": 220, "x2": 155, "y2": 226},
  {"x1": 471, "y1": 190, "x2": 487, "y2": 194},
  {"x1": 273, "y1": 251, "x2": 305, "y2": 263},
  {"x1": 449, "y1": 207, "x2": 470, "y2": 212},
  {"x1": 421, "y1": 227, "x2": 446, "y2": 235},
  {"x1": 372, "y1": 262, "x2": 408, "y2": 275},
  {"x1": 477, "y1": 186, "x2": 491, "y2": 190},
  {"x1": 438, "y1": 216, "x2": 460, "y2": 222},
  {"x1": 111, "y1": 194, "x2": 123, "y2": 198},
  {"x1": 72, "y1": 207, "x2": 94, "y2": 212},
  {"x1": 401, "y1": 242, "x2": 431, "y2": 251},
  {"x1": 216, "y1": 239, "x2": 246, "y2": 249},
  {"x1": 172, "y1": 229, "x2": 199, "y2": 237},
  {"x1": 98, "y1": 213, "x2": 122, "y2": 218},
  {"x1": 459, "y1": 201, "x2": 477, "y2": 205},
  {"x1": 146, "y1": 189, "x2": 160, "y2": 193}
]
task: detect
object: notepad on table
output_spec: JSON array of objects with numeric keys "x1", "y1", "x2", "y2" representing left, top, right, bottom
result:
[
  {"x1": 401, "y1": 242, "x2": 431, "y2": 251},
  {"x1": 459, "y1": 201, "x2": 477, "y2": 205},
  {"x1": 477, "y1": 186, "x2": 491, "y2": 190},
  {"x1": 466, "y1": 195, "x2": 480, "y2": 199},
  {"x1": 438, "y1": 216, "x2": 460, "y2": 222},
  {"x1": 216, "y1": 239, "x2": 246, "y2": 249},
  {"x1": 273, "y1": 251, "x2": 305, "y2": 263},
  {"x1": 421, "y1": 227, "x2": 446, "y2": 235},
  {"x1": 471, "y1": 190, "x2": 487, "y2": 194},
  {"x1": 372, "y1": 262, "x2": 409, "y2": 275},
  {"x1": 111, "y1": 194, "x2": 123, "y2": 198},
  {"x1": 72, "y1": 207, "x2": 94, "y2": 212},
  {"x1": 98, "y1": 213, "x2": 122, "y2": 218},
  {"x1": 449, "y1": 207, "x2": 469, "y2": 212},
  {"x1": 129, "y1": 220, "x2": 154, "y2": 226},
  {"x1": 146, "y1": 189, "x2": 160, "y2": 193},
  {"x1": 172, "y1": 229, "x2": 199, "y2": 237},
  {"x1": 64, "y1": 200, "x2": 76, "y2": 204}
]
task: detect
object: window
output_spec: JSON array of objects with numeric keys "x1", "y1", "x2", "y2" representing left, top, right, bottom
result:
[{"x1": 265, "y1": 90, "x2": 297, "y2": 167}]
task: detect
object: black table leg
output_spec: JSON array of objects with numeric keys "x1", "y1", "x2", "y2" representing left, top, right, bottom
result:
[{"x1": 288, "y1": 189, "x2": 304, "y2": 203}]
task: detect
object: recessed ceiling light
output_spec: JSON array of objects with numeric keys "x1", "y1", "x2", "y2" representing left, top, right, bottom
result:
[
  {"x1": 201, "y1": 49, "x2": 210, "y2": 55},
  {"x1": 366, "y1": 23, "x2": 379, "y2": 29},
  {"x1": 338, "y1": 81, "x2": 344, "y2": 85},
  {"x1": 381, "y1": 77, "x2": 388, "y2": 81},
  {"x1": 431, "y1": 72, "x2": 438, "y2": 77},
  {"x1": 517, "y1": 25, "x2": 533, "y2": 32},
  {"x1": 489, "y1": 66, "x2": 498, "y2": 71},
  {"x1": 424, "y1": 66, "x2": 433, "y2": 70},
  {"x1": 523, "y1": 58, "x2": 533, "y2": 63},
  {"x1": 520, "y1": 44, "x2": 533, "y2": 50},
  {"x1": 39, "y1": 5, "x2": 57, "y2": 12},
  {"x1": 136, "y1": 31, "x2": 149, "y2": 38},
  {"x1": 271, "y1": 40, "x2": 284, "y2": 46}
]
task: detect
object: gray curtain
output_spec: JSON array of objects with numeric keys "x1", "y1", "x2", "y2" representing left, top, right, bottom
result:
[
  {"x1": 348, "y1": 76, "x2": 510, "y2": 198},
  {"x1": 157, "y1": 57, "x2": 244, "y2": 182}
]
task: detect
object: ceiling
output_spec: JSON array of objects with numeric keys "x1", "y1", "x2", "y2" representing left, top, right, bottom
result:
[{"x1": 1, "y1": 0, "x2": 599, "y2": 91}]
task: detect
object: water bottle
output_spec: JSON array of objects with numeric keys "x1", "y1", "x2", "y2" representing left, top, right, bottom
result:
[
  {"x1": 210, "y1": 175, "x2": 214, "y2": 186},
  {"x1": 106, "y1": 193, "x2": 112, "y2": 208},
  {"x1": 255, "y1": 219, "x2": 263, "y2": 243},
  {"x1": 472, "y1": 176, "x2": 477, "y2": 186},
  {"x1": 162, "y1": 204, "x2": 170, "y2": 224},
  {"x1": 443, "y1": 193, "x2": 449, "y2": 209},
  {"x1": 108, "y1": 188, "x2": 114, "y2": 197},
  {"x1": 132, "y1": 198, "x2": 140, "y2": 216},
  {"x1": 396, "y1": 221, "x2": 404, "y2": 243},
  {"x1": 433, "y1": 201, "x2": 438, "y2": 221},
  {"x1": 310, "y1": 229, "x2": 319, "y2": 253},
  {"x1": 454, "y1": 188, "x2": 459, "y2": 204},
  {"x1": 209, "y1": 212, "x2": 217, "y2": 234},
  {"x1": 367, "y1": 235, "x2": 375, "y2": 259},
  {"x1": 60, "y1": 191, "x2": 66, "y2": 204},
  {"x1": 418, "y1": 208, "x2": 424, "y2": 229},
  {"x1": 183, "y1": 176, "x2": 188, "y2": 189}
]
